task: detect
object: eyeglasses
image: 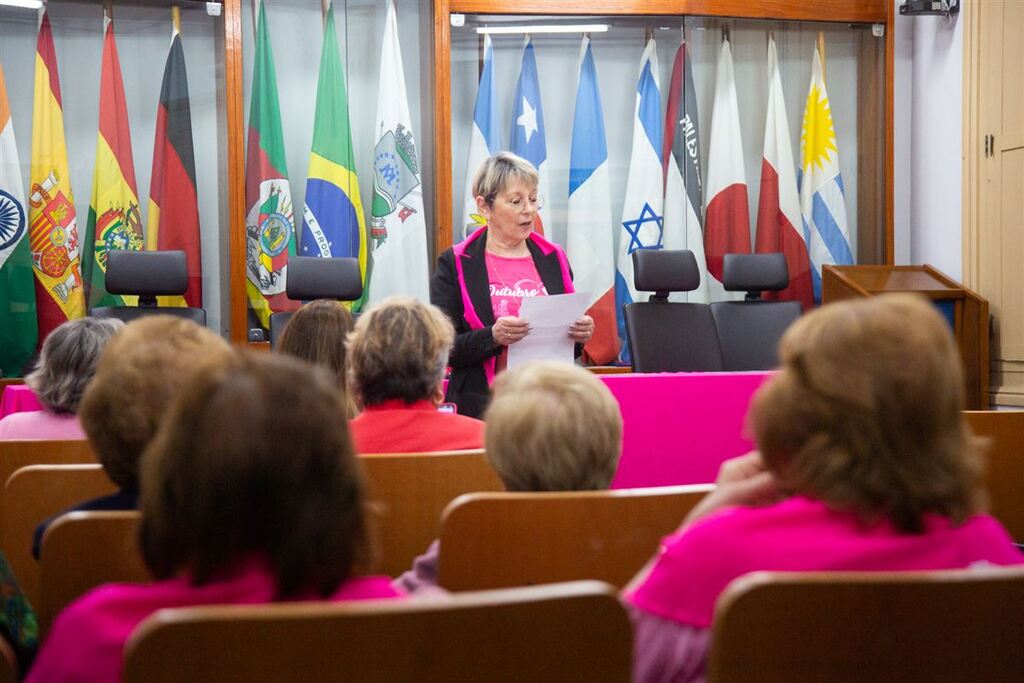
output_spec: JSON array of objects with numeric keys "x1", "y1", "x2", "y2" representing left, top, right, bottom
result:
[{"x1": 499, "y1": 194, "x2": 545, "y2": 212}]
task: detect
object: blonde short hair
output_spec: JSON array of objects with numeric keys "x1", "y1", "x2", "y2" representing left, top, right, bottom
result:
[
  {"x1": 485, "y1": 362, "x2": 622, "y2": 491},
  {"x1": 751, "y1": 293, "x2": 982, "y2": 533},
  {"x1": 347, "y1": 296, "x2": 454, "y2": 406},
  {"x1": 472, "y1": 152, "x2": 539, "y2": 207}
]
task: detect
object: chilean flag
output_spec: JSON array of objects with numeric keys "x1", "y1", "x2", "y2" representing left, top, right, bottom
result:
[
  {"x1": 704, "y1": 33, "x2": 750, "y2": 302},
  {"x1": 755, "y1": 36, "x2": 813, "y2": 310},
  {"x1": 509, "y1": 36, "x2": 548, "y2": 236},
  {"x1": 566, "y1": 37, "x2": 618, "y2": 365}
]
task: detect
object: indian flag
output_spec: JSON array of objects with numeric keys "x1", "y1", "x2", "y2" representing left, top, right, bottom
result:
[{"x1": 0, "y1": 61, "x2": 37, "y2": 377}]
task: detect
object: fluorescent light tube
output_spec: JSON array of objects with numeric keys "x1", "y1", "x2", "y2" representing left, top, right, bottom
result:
[
  {"x1": 0, "y1": 0, "x2": 44, "y2": 8},
  {"x1": 476, "y1": 24, "x2": 609, "y2": 35}
]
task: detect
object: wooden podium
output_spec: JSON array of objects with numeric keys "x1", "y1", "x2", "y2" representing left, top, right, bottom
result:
[{"x1": 823, "y1": 265, "x2": 990, "y2": 410}]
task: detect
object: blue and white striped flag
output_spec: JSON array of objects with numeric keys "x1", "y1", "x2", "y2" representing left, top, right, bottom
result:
[
  {"x1": 460, "y1": 34, "x2": 501, "y2": 243},
  {"x1": 799, "y1": 43, "x2": 853, "y2": 302},
  {"x1": 615, "y1": 38, "x2": 663, "y2": 363},
  {"x1": 509, "y1": 35, "x2": 550, "y2": 236}
]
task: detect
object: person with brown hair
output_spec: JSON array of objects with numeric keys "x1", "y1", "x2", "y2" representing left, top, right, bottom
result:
[
  {"x1": 347, "y1": 296, "x2": 484, "y2": 454},
  {"x1": 276, "y1": 299, "x2": 358, "y2": 417},
  {"x1": 625, "y1": 294, "x2": 1024, "y2": 683},
  {"x1": 32, "y1": 316, "x2": 232, "y2": 559},
  {"x1": 29, "y1": 353, "x2": 402, "y2": 682}
]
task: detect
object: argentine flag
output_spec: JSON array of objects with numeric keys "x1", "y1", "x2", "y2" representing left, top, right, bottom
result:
[
  {"x1": 509, "y1": 36, "x2": 550, "y2": 236},
  {"x1": 566, "y1": 37, "x2": 619, "y2": 365},
  {"x1": 615, "y1": 38, "x2": 663, "y2": 363},
  {"x1": 799, "y1": 43, "x2": 853, "y2": 303},
  {"x1": 459, "y1": 34, "x2": 501, "y2": 243}
]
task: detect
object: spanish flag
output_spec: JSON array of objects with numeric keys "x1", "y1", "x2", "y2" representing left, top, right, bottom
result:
[
  {"x1": 83, "y1": 13, "x2": 144, "y2": 309},
  {"x1": 147, "y1": 10, "x2": 201, "y2": 308},
  {"x1": 29, "y1": 11, "x2": 86, "y2": 339}
]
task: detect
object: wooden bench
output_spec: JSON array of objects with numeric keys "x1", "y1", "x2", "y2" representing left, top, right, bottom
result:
[
  {"x1": 965, "y1": 410, "x2": 1024, "y2": 541},
  {"x1": 709, "y1": 567, "x2": 1024, "y2": 682},
  {"x1": 123, "y1": 581, "x2": 631, "y2": 682},
  {"x1": 438, "y1": 485, "x2": 712, "y2": 590}
]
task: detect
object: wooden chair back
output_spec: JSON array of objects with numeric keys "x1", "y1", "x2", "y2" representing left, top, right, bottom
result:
[
  {"x1": 709, "y1": 567, "x2": 1024, "y2": 682},
  {"x1": 123, "y1": 581, "x2": 631, "y2": 682},
  {"x1": 438, "y1": 485, "x2": 712, "y2": 591},
  {"x1": 359, "y1": 450, "x2": 503, "y2": 576},
  {"x1": 39, "y1": 511, "x2": 147, "y2": 635},
  {"x1": 2, "y1": 465, "x2": 117, "y2": 607},
  {"x1": 964, "y1": 410, "x2": 1024, "y2": 541}
]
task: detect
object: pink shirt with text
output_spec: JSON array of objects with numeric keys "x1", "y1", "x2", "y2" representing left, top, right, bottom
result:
[{"x1": 485, "y1": 252, "x2": 547, "y2": 320}]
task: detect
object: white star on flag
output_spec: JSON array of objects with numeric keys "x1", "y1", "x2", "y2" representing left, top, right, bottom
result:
[{"x1": 517, "y1": 96, "x2": 537, "y2": 144}]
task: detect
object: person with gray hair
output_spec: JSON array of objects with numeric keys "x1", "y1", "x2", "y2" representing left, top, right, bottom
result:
[
  {"x1": 347, "y1": 296, "x2": 484, "y2": 453},
  {"x1": 430, "y1": 152, "x2": 595, "y2": 419},
  {"x1": 0, "y1": 318, "x2": 123, "y2": 440}
]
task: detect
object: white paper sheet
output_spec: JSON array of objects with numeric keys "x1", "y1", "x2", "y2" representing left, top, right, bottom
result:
[{"x1": 507, "y1": 292, "x2": 591, "y2": 369}]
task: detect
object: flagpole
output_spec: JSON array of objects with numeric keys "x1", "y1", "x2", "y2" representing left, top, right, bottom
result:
[
  {"x1": 251, "y1": 0, "x2": 258, "y2": 38},
  {"x1": 321, "y1": 0, "x2": 329, "y2": 25},
  {"x1": 172, "y1": 5, "x2": 181, "y2": 36},
  {"x1": 817, "y1": 31, "x2": 826, "y2": 80}
]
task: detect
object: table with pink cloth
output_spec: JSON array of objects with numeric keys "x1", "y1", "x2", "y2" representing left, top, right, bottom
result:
[
  {"x1": 600, "y1": 372, "x2": 773, "y2": 489},
  {"x1": 0, "y1": 385, "x2": 43, "y2": 420}
]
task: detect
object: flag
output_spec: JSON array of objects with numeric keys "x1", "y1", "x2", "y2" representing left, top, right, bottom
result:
[
  {"x1": 29, "y1": 12, "x2": 86, "y2": 341},
  {"x1": 800, "y1": 41, "x2": 853, "y2": 302},
  {"x1": 662, "y1": 39, "x2": 708, "y2": 303},
  {"x1": 245, "y1": 0, "x2": 299, "y2": 328},
  {"x1": 300, "y1": 3, "x2": 368, "y2": 310},
  {"x1": 756, "y1": 35, "x2": 813, "y2": 310},
  {"x1": 83, "y1": 14, "x2": 144, "y2": 310},
  {"x1": 0, "y1": 62, "x2": 37, "y2": 377},
  {"x1": 459, "y1": 34, "x2": 500, "y2": 242},
  {"x1": 509, "y1": 36, "x2": 549, "y2": 236},
  {"x1": 366, "y1": 0, "x2": 429, "y2": 304},
  {"x1": 615, "y1": 38, "x2": 663, "y2": 364},
  {"x1": 566, "y1": 37, "x2": 618, "y2": 365},
  {"x1": 704, "y1": 33, "x2": 750, "y2": 302},
  {"x1": 147, "y1": 15, "x2": 202, "y2": 308}
]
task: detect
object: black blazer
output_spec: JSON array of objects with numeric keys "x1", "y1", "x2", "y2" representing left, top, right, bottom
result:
[{"x1": 430, "y1": 230, "x2": 574, "y2": 419}]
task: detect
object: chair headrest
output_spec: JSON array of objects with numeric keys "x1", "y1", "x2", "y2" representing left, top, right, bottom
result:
[
  {"x1": 633, "y1": 250, "x2": 700, "y2": 297},
  {"x1": 286, "y1": 256, "x2": 362, "y2": 301},
  {"x1": 722, "y1": 253, "x2": 790, "y2": 292},
  {"x1": 105, "y1": 250, "x2": 188, "y2": 296}
]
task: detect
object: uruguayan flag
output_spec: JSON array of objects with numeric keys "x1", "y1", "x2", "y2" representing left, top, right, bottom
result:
[
  {"x1": 615, "y1": 38, "x2": 663, "y2": 363},
  {"x1": 460, "y1": 34, "x2": 501, "y2": 243},
  {"x1": 509, "y1": 35, "x2": 550, "y2": 236},
  {"x1": 799, "y1": 43, "x2": 854, "y2": 302}
]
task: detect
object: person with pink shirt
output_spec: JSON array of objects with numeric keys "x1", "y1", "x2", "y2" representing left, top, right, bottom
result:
[
  {"x1": 28, "y1": 352, "x2": 402, "y2": 682},
  {"x1": 624, "y1": 294, "x2": 1024, "y2": 683}
]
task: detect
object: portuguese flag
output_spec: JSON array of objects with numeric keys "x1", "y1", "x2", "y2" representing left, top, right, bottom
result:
[
  {"x1": 245, "y1": 0, "x2": 299, "y2": 328},
  {"x1": 29, "y1": 11, "x2": 86, "y2": 340},
  {"x1": 147, "y1": 12, "x2": 201, "y2": 308},
  {"x1": 82, "y1": 14, "x2": 144, "y2": 309},
  {"x1": 0, "y1": 62, "x2": 37, "y2": 377}
]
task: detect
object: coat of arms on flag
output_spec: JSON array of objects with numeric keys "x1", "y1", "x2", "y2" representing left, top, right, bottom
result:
[
  {"x1": 371, "y1": 122, "x2": 420, "y2": 246},
  {"x1": 246, "y1": 179, "x2": 293, "y2": 294}
]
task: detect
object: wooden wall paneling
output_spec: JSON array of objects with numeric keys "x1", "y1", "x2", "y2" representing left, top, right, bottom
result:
[
  {"x1": 223, "y1": 0, "x2": 248, "y2": 343},
  {"x1": 433, "y1": 0, "x2": 454, "y2": 255},
  {"x1": 884, "y1": 0, "x2": 895, "y2": 263},
  {"x1": 856, "y1": 21, "x2": 886, "y2": 265}
]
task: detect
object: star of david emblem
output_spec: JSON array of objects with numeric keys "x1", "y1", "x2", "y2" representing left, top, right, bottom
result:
[{"x1": 622, "y1": 202, "x2": 663, "y2": 254}]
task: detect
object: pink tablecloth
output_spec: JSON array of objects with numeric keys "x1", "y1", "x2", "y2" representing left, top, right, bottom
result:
[
  {"x1": 601, "y1": 372, "x2": 773, "y2": 489},
  {"x1": 0, "y1": 385, "x2": 43, "y2": 420}
]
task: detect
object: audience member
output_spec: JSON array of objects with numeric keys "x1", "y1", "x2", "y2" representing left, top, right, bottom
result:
[
  {"x1": 395, "y1": 361, "x2": 623, "y2": 591},
  {"x1": 0, "y1": 318, "x2": 122, "y2": 440},
  {"x1": 32, "y1": 316, "x2": 231, "y2": 559},
  {"x1": 625, "y1": 294, "x2": 1024, "y2": 683},
  {"x1": 347, "y1": 296, "x2": 484, "y2": 454},
  {"x1": 276, "y1": 299, "x2": 358, "y2": 417},
  {"x1": 28, "y1": 353, "x2": 402, "y2": 682}
]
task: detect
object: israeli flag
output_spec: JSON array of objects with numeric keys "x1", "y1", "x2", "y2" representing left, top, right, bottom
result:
[
  {"x1": 459, "y1": 34, "x2": 501, "y2": 243},
  {"x1": 509, "y1": 35, "x2": 550, "y2": 235}
]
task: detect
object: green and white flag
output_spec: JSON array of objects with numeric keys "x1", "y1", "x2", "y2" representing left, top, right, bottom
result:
[
  {"x1": 366, "y1": 0, "x2": 428, "y2": 304},
  {"x1": 0, "y1": 63, "x2": 38, "y2": 377}
]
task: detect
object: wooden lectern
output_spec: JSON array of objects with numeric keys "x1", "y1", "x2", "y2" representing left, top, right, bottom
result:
[{"x1": 823, "y1": 265, "x2": 989, "y2": 410}]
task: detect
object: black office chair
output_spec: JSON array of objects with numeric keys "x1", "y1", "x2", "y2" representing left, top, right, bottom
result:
[
  {"x1": 710, "y1": 253, "x2": 802, "y2": 371},
  {"x1": 267, "y1": 256, "x2": 362, "y2": 348},
  {"x1": 91, "y1": 250, "x2": 205, "y2": 325},
  {"x1": 624, "y1": 250, "x2": 724, "y2": 373}
]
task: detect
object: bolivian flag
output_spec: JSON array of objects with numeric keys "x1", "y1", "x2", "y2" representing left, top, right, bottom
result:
[
  {"x1": 147, "y1": 15, "x2": 201, "y2": 308},
  {"x1": 83, "y1": 15, "x2": 143, "y2": 309},
  {"x1": 29, "y1": 11, "x2": 86, "y2": 340},
  {"x1": 300, "y1": 3, "x2": 367, "y2": 310}
]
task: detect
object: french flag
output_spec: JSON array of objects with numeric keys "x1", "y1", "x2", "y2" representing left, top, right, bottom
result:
[
  {"x1": 755, "y1": 35, "x2": 813, "y2": 310},
  {"x1": 509, "y1": 36, "x2": 549, "y2": 236},
  {"x1": 566, "y1": 37, "x2": 619, "y2": 365},
  {"x1": 459, "y1": 34, "x2": 501, "y2": 243},
  {"x1": 704, "y1": 33, "x2": 750, "y2": 302}
]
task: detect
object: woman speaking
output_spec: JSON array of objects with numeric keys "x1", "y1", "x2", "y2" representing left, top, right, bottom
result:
[{"x1": 430, "y1": 153, "x2": 594, "y2": 419}]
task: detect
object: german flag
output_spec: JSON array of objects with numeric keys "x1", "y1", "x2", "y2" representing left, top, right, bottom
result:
[{"x1": 147, "y1": 11, "x2": 201, "y2": 308}]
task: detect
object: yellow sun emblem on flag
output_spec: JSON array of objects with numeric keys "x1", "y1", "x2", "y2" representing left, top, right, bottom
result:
[{"x1": 801, "y1": 84, "x2": 838, "y2": 172}]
